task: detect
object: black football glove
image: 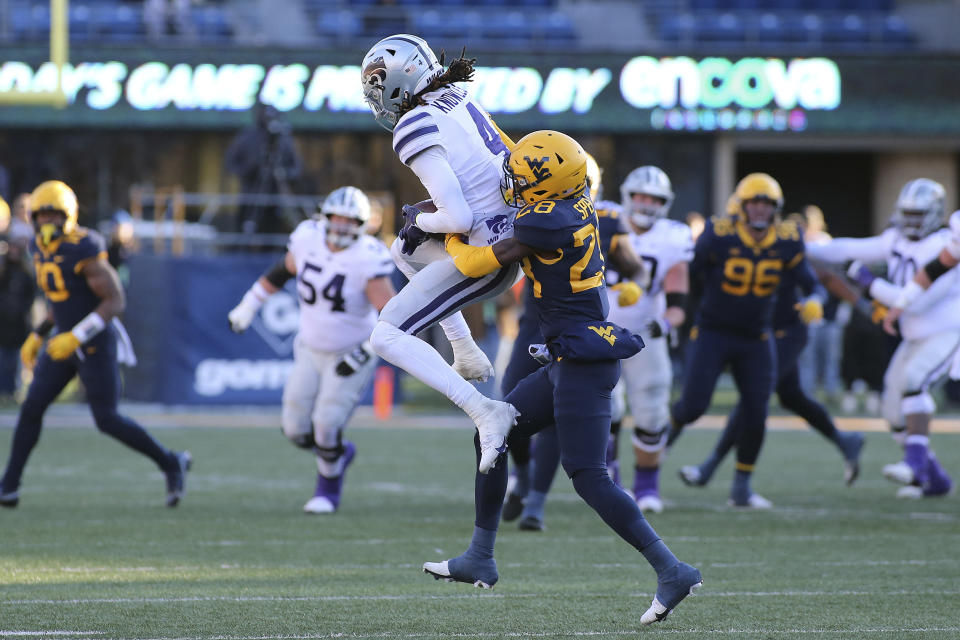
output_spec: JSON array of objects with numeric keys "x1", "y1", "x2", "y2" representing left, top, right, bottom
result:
[
  {"x1": 335, "y1": 341, "x2": 376, "y2": 377},
  {"x1": 399, "y1": 204, "x2": 429, "y2": 255},
  {"x1": 646, "y1": 317, "x2": 670, "y2": 339}
]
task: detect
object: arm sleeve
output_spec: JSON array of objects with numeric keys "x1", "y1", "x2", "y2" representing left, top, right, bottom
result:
[
  {"x1": 406, "y1": 145, "x2": 474, "y2": 235},
  {"x1": 806, "y1": 233, "x2": 891, "y2": 264},
  {"x1": 868, "y1": 278, "x2": 901, "y2": 307}
]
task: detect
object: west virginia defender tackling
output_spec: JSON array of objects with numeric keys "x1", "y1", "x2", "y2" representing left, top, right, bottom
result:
[
  {"x1": 809, "y1": 178, "x2": 958, "y2": 498},
  {"x1": 423, "y1": 131, "x2": 701, "y2": 627},
  {"x1": 504, "y1": 153, "x2": 645, "y2": 530},
  {"x1": 668, "y1": 173, "x2": 823, "y2": 508},
  {"x1": 228, "y1": 187, "x2": 395, "y2": 513},
  {"x1": 360, "y1": 34, "x2": 522, "y2": 466},
  {"x1": 0, "y1": 181, "x2": 191, "y2": 508}
]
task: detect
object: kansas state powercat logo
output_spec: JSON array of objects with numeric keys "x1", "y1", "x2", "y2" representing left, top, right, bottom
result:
[
  {"x1": 251, "y1": 290, "x2": 299, "y2": 356},
  {"x1": 485, "y1": 214, "x2": 509, "y2": 235},
  {"x1": 362, "y1": 57, "x2": 387, "y2": 88}
]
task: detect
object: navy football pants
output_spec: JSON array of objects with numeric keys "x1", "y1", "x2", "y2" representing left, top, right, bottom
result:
[
  {"x1": 1, "y1": 330, "x2": 175, "y2": 492},
  {"x1": 712, "y1": 322, "x2": 840, "y2": 461},
  {"x1": 671, "y1": 326, "x2": 776, "y2": 468},
  {"x1": 474, "y1": 358, "x2": 662, "y2": 553}
]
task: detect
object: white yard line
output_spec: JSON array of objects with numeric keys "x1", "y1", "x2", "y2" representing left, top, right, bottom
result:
[{"x1": 6, "y1": 589, "x2": 960, "y2": 607}]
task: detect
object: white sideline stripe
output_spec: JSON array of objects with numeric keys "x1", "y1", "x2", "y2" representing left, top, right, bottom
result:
[
  {"x1": 34, "y1": 628, "x2": 960, "y2": 640},
  {"x1": 0, "y1": 633, "x2": 104, "y2": 637},
  {"x1": 7, "y1": 589, "x2": 960, "y2": 606}
]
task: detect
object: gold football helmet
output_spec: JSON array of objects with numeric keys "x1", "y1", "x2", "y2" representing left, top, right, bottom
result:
[
  {"x1": 502, "y1": 130, "x2": 587, "y2": 207},
  {"x1": 725, "y1": 193, "x2": 740, "y2": 217},
  {"x1": 30, "y1": 180, "x2": 79, "y2": 246},
  {"x1": 0, "y1": 196, "x2": 9, "y2": 233},
  {"x1": 585, "y1": 152, "x2": 602, "y2": 201},
  {"x1": 734, "y1": 173, "x2": 783, "y2": 230}
]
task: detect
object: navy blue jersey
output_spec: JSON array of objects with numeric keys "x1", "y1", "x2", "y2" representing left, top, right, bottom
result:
[
  {"x1": 30, "y1": 228, "x2": 107, "y2": 330},
  {"x1": 595, "y1": 201, "x2": 629, "y2": 263},
  {"x1": 513, "y1": 194, "x2": 609, "y2": 340},
  {"x1": 691, "y1": 216, "x2": 809, "y2": 336},
  {"x1": 773, "y1": 255, "x2": 824, "y2": 330}
]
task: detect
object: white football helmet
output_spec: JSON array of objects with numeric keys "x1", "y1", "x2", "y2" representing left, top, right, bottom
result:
[
  {"x1": 360, "y1": 34, "x2": 442, "y2": 131},
  {"x1": 620, "y1": 165, "x2": 674, "y2": 229},
  {"x1": 892, "y1": 178, "x2": 945, "y2": 241},
  {"x1": 321, "y1": 186, "x2": 371, "y2": 249}
]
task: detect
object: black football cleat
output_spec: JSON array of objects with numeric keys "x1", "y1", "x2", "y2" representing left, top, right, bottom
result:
[{"x1": 165, "y1": 451, "x2": 192, "y2": 507}]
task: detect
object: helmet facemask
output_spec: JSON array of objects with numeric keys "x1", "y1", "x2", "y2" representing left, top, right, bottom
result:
[
  {"x1": 325, "y1": 214, "x2": 366, "y2": 249},
  {"x1": 33, "y1": 209, "x2": 67, "y2": 247},
  {"x1": 892, "y1": 178, "x2": 945, "y2": 241},
  {"x1": 742, "y1": 197, "x2": 778, "y2": 231}
]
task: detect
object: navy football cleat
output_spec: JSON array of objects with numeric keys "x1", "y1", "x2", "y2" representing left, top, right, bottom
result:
[
  {"x1": 841, "y1": 431, "x2": 865, "y2": 486},
  {"x1": 501, "y1": 491, "x2": 525, "y2": 522},
  {"x1": 0, "y1": 488, "x2": 19, "y2": 508},
  {"x1": 423, "y1": 554, "x2": 499, "y2": 589},
  {"x1": 165, "y1": 450, "x2": 192, "y2": 508},
  {"x1": 640, "y1": 562, "x2": 702, "y2": 626}
]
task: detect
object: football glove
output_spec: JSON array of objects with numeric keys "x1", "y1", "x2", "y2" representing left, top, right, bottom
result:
[
  {"x1": 20, "y1": 332, "x2": 44, "y2": 368},
  {"x1": 335, "y1": 341, "x2": 375, "y2": 376},
  {"x1": 646, "y1": 317, "x2": 670, "y2": 339},
  {"x1": 228, "y1": 283, "x2": 268, "y2": 333},
  {"x1": 46, "y1": 331, "x2": 81, "y2": 361},
  {"x1": 796, "y1": 296, "x2": 824, "y2": 324},
  {"x1": 847, "y1": 260, "x2": 876, "y2": 290},
  {"x1": 871, "y1": 300, "x2": 889, "y2": 324},
  {"x1": 399, "y1": 204, "x2": 429, "y2": 256},
  {"x1": 611, "y1": 281, "x2": 642, "y2": 307}
]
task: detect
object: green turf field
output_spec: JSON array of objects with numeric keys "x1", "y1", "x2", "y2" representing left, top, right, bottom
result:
[{"x1": 1, "y1": 423, "x2": 958, "y2": 639}]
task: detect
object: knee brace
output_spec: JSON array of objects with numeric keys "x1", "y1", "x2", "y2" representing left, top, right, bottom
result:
[
  {"x1": 287, "y1": 431, "x2": 315, "y2": 450},
  {"x1": 632, "y1": 424, "x2": 668, "y2": 454},
  {"x1": 901, "y1": 390, "x2": 935, "y2": 417}
]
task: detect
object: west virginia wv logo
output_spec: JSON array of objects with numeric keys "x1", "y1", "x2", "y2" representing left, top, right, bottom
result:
[
  {"x1": 588, "y1": 325, "x2": 618, "y2": 346},
  {"x1": 525, "y1": 156, "x2": 552, "y2": 183}
]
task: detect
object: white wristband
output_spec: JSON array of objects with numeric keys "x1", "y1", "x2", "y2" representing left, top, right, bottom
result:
[
  {"x1": 894, "y1": 280, "x2": 924, "y2": 310},
  {"x1": 242, "y1": 282, "x2": 269, "y2": 309},
  {"x1": 71, "y1": 312, "x2": 107, "y2": 343}
]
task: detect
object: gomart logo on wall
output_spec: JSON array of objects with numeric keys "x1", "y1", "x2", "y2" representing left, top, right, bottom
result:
[{"x1": 193, "y1": 291, "x2": 299, "y2": 398}]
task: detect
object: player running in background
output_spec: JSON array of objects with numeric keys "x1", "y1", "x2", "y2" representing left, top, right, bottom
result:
[
  {"x1": 884, "y1": 206, "x2": 960, "y2": 331},
  {"x1": 424, "y1": 131, "x2": 701, "y2": 626},
  {"x1": 809, "y1": 178, "x2": 957, "y2": 498},
  {"x1": 679, "y1": 199, "x2": 864, "y2": 491},
  {"x1": 228, "y1": 187, "x2": 395, "y2": 513},
  {"x1": 1, "y1": 180, "x2": 190, "y2": 508},
  {"x1": 606, "y1": 165, "x2": 693, "y2": 515},
  {"x1": 667, "y1": 173, "x2": 823, "y2": 508},
  {"x1": 503, "y1": 153, "x2": 644, "y2": 529},
  {"x1": 360, "y1": 34, "x2": 522, "y2": 466}
]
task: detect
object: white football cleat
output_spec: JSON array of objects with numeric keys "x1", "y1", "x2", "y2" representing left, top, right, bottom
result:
[
  {"x1": 303, "y1": 496, "x2": 336, "y2": 514},
  {"x1": 678, "y1": 465, "x2": 707, "y2": 487},
  {"x1": 728, "y1": 493, "x2": 773, "y2": 509},
  {"x1": 637, "y1": 494, "x2": 664, "y2": 514},
  {"x1": 883, "y1": 461, "x2": 915, "y2": 485},
  {"x1": 451, "y1": 337, "x2": 496, "y2": 382},
  {"x1": 473, "y1": 399, "x2": 519, "y2": 474}
]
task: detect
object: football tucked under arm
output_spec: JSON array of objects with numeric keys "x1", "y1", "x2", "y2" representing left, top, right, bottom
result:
[{"x1": 407, "y1": 146, "x2": 474, "y2": 234}]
